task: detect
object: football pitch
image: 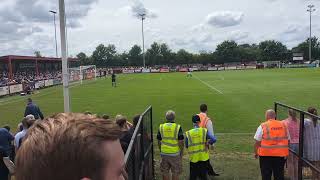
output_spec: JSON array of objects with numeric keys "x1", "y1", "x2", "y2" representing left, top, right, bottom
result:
[{"x1": 1, "y1": 68, "x2": 319, "y2": 179}]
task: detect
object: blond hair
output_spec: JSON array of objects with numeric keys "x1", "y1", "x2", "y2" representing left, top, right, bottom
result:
[{"x1": 15, "y1": 113, "x2": 122, "y2": 180}]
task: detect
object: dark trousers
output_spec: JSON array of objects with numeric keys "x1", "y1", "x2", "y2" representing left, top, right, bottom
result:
[
  {"x1": 259, "y1": 156, "x2": 286, "y2": 180},
  {"x1": 190, "y1": 160, "x2": 208, "y2": 180},
  {"x1": 0, "y1": 159, "x2": 9, "y2": 180}
]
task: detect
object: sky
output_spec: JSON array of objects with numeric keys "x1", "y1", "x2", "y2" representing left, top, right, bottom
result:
[{"x1": 0, "y1": 0, "x2": 319, "y2": 57}]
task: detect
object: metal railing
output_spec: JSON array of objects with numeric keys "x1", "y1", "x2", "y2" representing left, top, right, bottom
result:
[
  {"x1": 124, "y1": 106, "x2": 154, "y2": 180},
  {"x1": 275, "y1": 102, "x2": 320, "y2": 180}
]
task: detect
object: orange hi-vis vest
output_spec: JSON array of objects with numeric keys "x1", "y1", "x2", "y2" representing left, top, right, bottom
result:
[
  {"x1": 198, "y1": 113, "x2": 209, "y2": 128},
  {"x1": 258, "y1": 119, "x2": 289, "y2": 157}
]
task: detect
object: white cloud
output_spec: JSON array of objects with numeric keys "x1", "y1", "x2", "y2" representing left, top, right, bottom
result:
[
  {"x1": 0, "y1": 0, "x2": 320, "y2": 56},
  {"x1": 228, "y1": 30, "x2": 249, "y2": 41},
  {"x1": 206, "y1": 11, "x2": 244, "y2": 28},
  {"x1": 114, "y1": 1, "x2": 158, "y2": 19},
  {"x1": 130, "y1": 0, "x2": 158, "y2": 19}
]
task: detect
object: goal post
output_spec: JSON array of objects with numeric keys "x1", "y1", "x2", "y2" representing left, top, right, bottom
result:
[
  {"x1": 80, "y1": 65, "x2": 97, "y2": 84},
  {"x1": 68, "y1": 65, "x2": 97, "y2": 84}
]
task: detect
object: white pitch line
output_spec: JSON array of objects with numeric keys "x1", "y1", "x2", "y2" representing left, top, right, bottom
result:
[{"x1": 193, "y1": 75, "x2": 223, "y2": 94}]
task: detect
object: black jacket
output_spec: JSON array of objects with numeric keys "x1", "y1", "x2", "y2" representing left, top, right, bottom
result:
[{"x1": 24, "y1": 102, "x2": 44, "y2": 120}]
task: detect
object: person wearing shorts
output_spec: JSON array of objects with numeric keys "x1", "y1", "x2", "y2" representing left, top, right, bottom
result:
[{"x1": 157, "y1": 110, "x2": 184, "y2": 180}]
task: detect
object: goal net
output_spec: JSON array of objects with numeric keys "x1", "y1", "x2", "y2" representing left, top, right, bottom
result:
[{"x1": 68, "y1": 65, "x2": 96, "y2": 84}]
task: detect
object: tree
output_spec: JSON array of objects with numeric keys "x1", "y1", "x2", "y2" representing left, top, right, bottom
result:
[
  {"x1": 197, "y1": 51, "x2": 214, "y2": 64},
  {"x1": 91, "y1": 44, "x2": 117, "y2": 67},
  {"x1": 146, "y1": 42, "x2": 161, "y2": 66},
  {"x1": 115, "y1": 52, "x2": 129, "y2": 66},
  {"x1": 292, "y1": 37, "x2": 320, "y2": 61},
  {"x1": 258, "y1": 40, "x2": 288, "y2": 61},
  {"x1": 128, "y1": 45, "x2": 142, "y2": 66},
  {"x1": 238, "y1": 44, "x2": 259, "y2": 62},
  {"x1": 159, "y1": 43, "x2": 172, "y2": 65},
  {"x1": 176, "y1": 49, "x2": 193, "y2": 64},
  {"x1": 34, "y1": 51, "x2": 42, "y2": 57},
  {"x1": 215, "y1": 41, "x2": 240, "y2": 63},
  {"x1": 76, "y1": 52, "x2": 91, "y2": 65}
]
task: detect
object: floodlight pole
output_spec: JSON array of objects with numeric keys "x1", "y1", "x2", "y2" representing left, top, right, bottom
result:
[
  {"x1": 49, "y1": 10, "x2": 58, "y2": 57},
  {"x1": 307, "y1": 5, "x2": 316, "y2": 61},
  {"x1": 139, "y1": 13, "x2": 146, "y2": 67},
  {"x1": 59, "y1": 0, "x2": 70, "y2": 112}
]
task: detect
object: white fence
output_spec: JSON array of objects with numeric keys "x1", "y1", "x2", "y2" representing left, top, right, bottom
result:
[{"x1": 0, "y1": 86, "x2": 9, "y2": 96}]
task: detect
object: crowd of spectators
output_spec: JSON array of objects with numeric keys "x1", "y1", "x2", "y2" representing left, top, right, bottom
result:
[{"x1": 0, "y1": 71, "x2": 61, "y2": 87}]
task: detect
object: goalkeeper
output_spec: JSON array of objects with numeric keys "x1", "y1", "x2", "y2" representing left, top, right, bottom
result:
[{"x1": 112, "y1": 73, "x2": 116, "y2": 87}]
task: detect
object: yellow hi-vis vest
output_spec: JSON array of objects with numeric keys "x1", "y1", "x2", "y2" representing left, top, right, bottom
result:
[
  {"x1": 186, "y1": 128, "x2": 210, "y2": 163},
  {"x1": 159, "y1": 123, "x2": 181, "y2": 155}
]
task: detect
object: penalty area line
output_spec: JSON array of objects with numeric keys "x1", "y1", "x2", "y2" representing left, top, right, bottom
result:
[{"x1": 193, "y1": 75, "x2": 223, "y2": 94}]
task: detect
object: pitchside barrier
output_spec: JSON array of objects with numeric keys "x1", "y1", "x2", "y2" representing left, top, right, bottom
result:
[
  {"x1": 0, "y1": 79, "x2": 61, "y2": 97},
  {"x1": 124, "y1": 106, "x2": 154, "y2": 180},
  {"x1": 275, "y1": 102, "x2": 320, "y2": 180}
]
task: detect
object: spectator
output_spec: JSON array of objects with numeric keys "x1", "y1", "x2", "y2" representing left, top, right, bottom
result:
[
  {"x1": 120, "y1": 114, "x2": 140, "y2": 152},
  {"x1": 2, "y1": 126, "x2": 10, "y2": 133},
  {"x1": 157, "y1": 110, "x2": 184, "y2": 180},
  {"x1": 198, "y1": 104, "x2": 214, "y2": 135},
  {"x1": 17, "y1": 122, "x2": 23, "y2": 133},
  {"x1": 0, "y1": 147, "x2": 10, "y2": 180},
  {"x1": 186, "y1": 115, "x2": 216, "y2": 180},
  {"x1": 3, "y1": 125, "x2": 15, "y2": 162},
  {"x1": 115, "y1": 115, "x2": 133, "y2": 130},
  {"x1": 102, "y1": 114, "x2": 110, "y2": 120},
  {"x1": 304, "y1": 107, "x2": 320, "y2": 180},
  {"x1": 24, "y1": 98, "x2": 44, "y2": 120},
  {"x1": 254, "y1": 109, "x2": 289, "y2": 180},
  {"x1": 84, "y1": 111, "x2": 92, "y2": 115},
  {"x1": 0, "y1": 126, "x2": 14, "y2": 180},
  {"x1": 0, "y1": 126, "x2": 14, "y2": 158},
  {"x1": 283, "y1": 109, "x2": 299, "y2": 180},
  {"x1": 15, "y1": 113, "x2": 127, "y2": 180},
  {"x1": 15, "y1": 115, "x2": 35, "y2": 151},
  {"x1": 197, "y1": 103, "x2": 219, "y2": 176}
]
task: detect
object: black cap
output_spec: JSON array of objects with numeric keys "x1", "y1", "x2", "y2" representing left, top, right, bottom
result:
[{"x1": 192, "y1": 115, "x2": 200, "y2": 123}]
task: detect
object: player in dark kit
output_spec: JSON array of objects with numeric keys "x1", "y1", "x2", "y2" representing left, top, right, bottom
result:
[{"x1": 111, "y1": 73, "x2": 116, "y2": 87}]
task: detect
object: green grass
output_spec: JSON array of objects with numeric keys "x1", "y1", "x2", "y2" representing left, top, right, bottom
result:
[
  {"x1": 1, "y1": 68, "x2": 319, "y2": 179},
  {"x1": 1, "y1": 68, "x2": 319, "y2": 132}
]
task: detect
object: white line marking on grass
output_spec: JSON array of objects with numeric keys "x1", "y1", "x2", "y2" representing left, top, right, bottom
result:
[{"x1": 193, "y1": 75, "x2": 223, "y2": 94}]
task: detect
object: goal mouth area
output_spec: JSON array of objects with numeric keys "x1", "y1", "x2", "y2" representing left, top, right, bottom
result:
[{"x1": 68, "y1": 65, "x2": 97, "y2": 83}]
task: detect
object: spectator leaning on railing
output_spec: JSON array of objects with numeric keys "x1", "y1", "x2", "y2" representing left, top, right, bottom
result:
[{"x1": 120, "y1": 114, "x2": 140, "y2": 152}]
